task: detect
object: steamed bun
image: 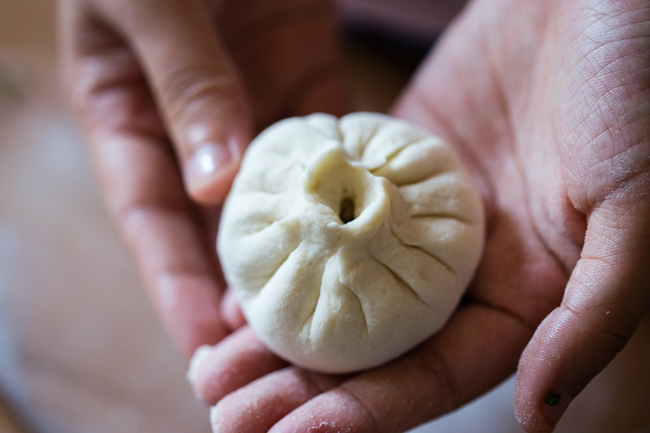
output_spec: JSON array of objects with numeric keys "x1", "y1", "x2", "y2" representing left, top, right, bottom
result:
[{"x1": 218, "y1": 112, "x2": 485, "y2": 373}]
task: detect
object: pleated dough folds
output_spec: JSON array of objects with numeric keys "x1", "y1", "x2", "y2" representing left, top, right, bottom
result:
[{"x1": 218, "y1": 113, "x2": 485, "y2": 373}]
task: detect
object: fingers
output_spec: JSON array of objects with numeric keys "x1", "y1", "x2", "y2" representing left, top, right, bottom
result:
[
  {"x1": 210, "y1": 368, "x2": 346, "y2": 433},
  {"x1": 515, "y1": 197, "x2": 650, "y2": 432},
  {"x1": 90, "y1": 125, "x2": 229, "y2": 358},
  {"x1": 198, "y1": 304, "x2": 530, "y2": 433},
  {"x1": 59, "y1": 0, "x2": 233, "y2": 356},
  {"x1": 187, "y1": 327, "x2": 288, "y2": 406},
  {"x1": 88, "y1": 0, "x2": 252, "y2": 204},
  {"x1": 268, "y1": 305, "x2": 530, "y2": 432},
  {"x1": 219, "y1": 286, "x2": 247, "y2": 331}
]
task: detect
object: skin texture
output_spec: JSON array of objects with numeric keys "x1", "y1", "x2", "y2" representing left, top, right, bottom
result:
[
  {"x1": 59, "y1": 0, "x2": 347, "y2": 356},
  {"x1": 60, "y1": 0, "x2": 650, "y2": 432},
  {"x1": 395, "y1": 1, "x2": 650, "y2": 430}
]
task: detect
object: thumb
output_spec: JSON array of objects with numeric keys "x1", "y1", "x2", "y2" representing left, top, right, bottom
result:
[
  {"x1": 514, "y1": 196, "x2": 650, "y2": 432},
  {"x1": 104, "y1": 0, "x2": 252, "y2": 204}
]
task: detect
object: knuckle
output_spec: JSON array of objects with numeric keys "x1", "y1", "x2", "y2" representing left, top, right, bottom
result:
[
  {"x1": 158, "y1": 65, "x2": 240, "y2": 120},
  {"x1": 337, "y1": 387, "x2": 383, "y2": 433},
  {"x1": 421, "y1": 352, "x2": 463, "y2": 414},
  {"x1": 592, "y1": 310, "x2": 641, "y2": 358},
  {"x1": 563, "y1": 300, "x2": 640, "y2": 363}
]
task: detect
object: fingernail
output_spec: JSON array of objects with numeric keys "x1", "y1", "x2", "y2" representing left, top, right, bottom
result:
[
  {"x1": 187, "y1": 344, "x2": 213, "y2": 386},
  {"x1": 541, "y1": 391, "x2": 572, "y2": 428},
  {"x1": 187, "y1": 124, "x2": 241, "y2": 176},
  {"x1": 189, "y1": 144, "x2": 235, "y2": 178}
]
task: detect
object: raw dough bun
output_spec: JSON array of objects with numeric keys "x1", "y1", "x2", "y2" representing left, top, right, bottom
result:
[{"x1": 218, "y1": 113, "x2": 485, "y2": 373}]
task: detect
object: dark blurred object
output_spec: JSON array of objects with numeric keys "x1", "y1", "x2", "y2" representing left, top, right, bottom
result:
[
  {"x1": 341, "y1": 25, "x2": 428, "y2": 113},
  {"x1": 339, "y1": 0, "x2": 468, "y2": 43},
  {"x1": 339, "y1": 0, "x2": 468, "y2": 113},
  {"x1": 0, "y1": 58, "x2": 28, "y2": 110}
]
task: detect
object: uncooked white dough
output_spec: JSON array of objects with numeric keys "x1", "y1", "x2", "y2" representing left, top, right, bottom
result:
[{"x1": 218, "y1": 112, "x2": 485, "y2": 373}]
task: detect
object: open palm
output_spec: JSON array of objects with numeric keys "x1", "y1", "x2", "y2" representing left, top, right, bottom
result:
[
  {"x1": 396, "y1": 0, "x2": 650, "y2": 430},
  {"x1": 191, "y1": 1, "x2": 650, "y2": 432}
]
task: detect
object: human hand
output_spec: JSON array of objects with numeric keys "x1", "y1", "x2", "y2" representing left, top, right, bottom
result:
[
  {"x1": 59, "y1": 0, "x2": 347, "y2": 357},
  {"x1": 189, "y1": 0, "x2": 650, "y2": 431},
  {"x1": 396, "y1": 0, "x2": 650, "y2": 430}
]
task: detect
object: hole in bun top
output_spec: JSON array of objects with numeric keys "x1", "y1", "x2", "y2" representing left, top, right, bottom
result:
[{"x1": 304, "y1": 145, "x2": 380, "y2": 226}]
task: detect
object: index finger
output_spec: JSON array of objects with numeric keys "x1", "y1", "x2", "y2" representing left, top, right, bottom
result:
[
  {"x1": 59, "y1": 0, "x2": 231, "y2": 356},
  {"x1": 86, "y1": 0, "x2": 253, "y2": 205}
]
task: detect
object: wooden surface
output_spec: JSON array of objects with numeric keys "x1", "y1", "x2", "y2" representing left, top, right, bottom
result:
[{"x1": 1, "y1": 1, "x2": 649, "y2": 433}]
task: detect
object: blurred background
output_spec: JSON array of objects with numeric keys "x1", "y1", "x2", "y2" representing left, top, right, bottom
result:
[{"x1": 1, "y1": 0, "x2": 649, "y2": 432}]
